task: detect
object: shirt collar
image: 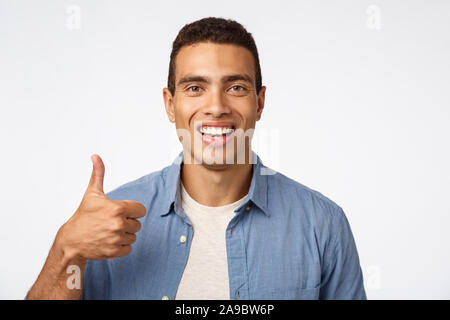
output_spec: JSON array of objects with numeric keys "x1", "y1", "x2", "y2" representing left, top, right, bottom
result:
[{"x1": 160, "y1": 150, "x2": 270, "y2": 217}]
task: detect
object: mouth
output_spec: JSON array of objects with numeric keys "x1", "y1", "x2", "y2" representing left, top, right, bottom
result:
[{"x1": 195, "y1": 122, "x2": 236, "y2": 147}]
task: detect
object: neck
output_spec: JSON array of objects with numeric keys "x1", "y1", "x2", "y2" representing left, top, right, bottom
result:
[{"x1": 181, "y1": 158, "x2": 253, "y2": 207}]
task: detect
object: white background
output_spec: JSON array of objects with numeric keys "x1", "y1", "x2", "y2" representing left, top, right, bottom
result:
[{"x1": 1, "y1": 0, "x2": 449, "y2": 299}]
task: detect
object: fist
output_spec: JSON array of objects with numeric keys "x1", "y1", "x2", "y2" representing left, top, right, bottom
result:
[{"x1": 57, "y1": 154, "x2": 146, "y2": 261}]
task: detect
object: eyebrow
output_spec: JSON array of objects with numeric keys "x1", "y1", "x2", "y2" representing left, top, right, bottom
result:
[{"x1": 176, "y1": 74, "x2": 254, "y2": 87}]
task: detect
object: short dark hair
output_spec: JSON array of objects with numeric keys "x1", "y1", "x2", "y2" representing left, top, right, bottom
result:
[{"x1": 167, "y1": 17, "x2": 262, "y2": 96}]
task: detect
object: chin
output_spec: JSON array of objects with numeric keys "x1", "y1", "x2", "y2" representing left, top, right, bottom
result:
[
  {"x1": 200, "y1": 150, "x2": 232, "y2": 167},
  {"x1": 184, "y1": 147, "x2": 236, "y2": 167},
  {"x1": 201, "y1": 161, "x2": 232, "y2": 171}
]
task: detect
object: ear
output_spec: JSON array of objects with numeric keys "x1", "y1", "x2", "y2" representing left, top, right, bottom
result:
[
  {"x1": 163, "y1": 88, "x2": 176, "y2": 123},
  {"x1": 256, "y1": 86, "x2": 266, "y2": 121}
]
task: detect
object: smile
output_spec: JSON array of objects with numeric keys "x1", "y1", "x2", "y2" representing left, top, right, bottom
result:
[
  {"x1": 195, "y1": 122, "x2": 237, "y2": 147},
  {"x1": 199, "y1": 126, "x2": 235, "y2": 136}
]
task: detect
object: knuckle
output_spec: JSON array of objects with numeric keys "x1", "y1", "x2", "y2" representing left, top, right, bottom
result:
[
  {"x1": 109, "y1": 234, "x2": 121, "y2": 245},
  {"x1": 111, "y1": 218, "x2": 125, "y2": 231},
  {"x1": 105, "y1": 246, "x2": 117, "y2": 257},
  {"x1": 117, "y1": 245, "x2": 132, "y2": 258},
  {"x1": 129, "y1": 233, "x2": 137, "y2": 244},
  {"x1": 111, "y1": 203, "x2": 126, "y2": 216},
  {"x1": 124, "y1": 245, "x2": 133, "y2": 255}
]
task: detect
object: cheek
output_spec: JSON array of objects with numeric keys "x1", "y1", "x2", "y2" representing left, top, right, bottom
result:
[
  {"x1": 173, "y1": 99, "x2": 198, "y2": 128},
  {"x1": 239, "y1": 104, "x2": 258, "y2": 127}
]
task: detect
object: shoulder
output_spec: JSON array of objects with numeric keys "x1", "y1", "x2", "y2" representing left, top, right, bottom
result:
[
  {"x1": 105, "y1": 163, "x2": 174, "y2": 203},
  {"x1": 266, "y1": 169, "x2": 347, "y2": 230},
  {"x1": 265, "y1": 169, "x2": 355, "y2": 266}
]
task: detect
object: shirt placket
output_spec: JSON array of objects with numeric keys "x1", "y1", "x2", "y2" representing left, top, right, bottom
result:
[{"x1": 226, "y1": 203, "x2": 252, "y2": 300}]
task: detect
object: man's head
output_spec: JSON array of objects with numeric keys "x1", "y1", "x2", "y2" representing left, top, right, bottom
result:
[{"x1": 163, "y1": 17, "x2": 266, "y2": 168}]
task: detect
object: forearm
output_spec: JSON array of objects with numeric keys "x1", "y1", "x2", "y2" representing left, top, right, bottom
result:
[{"x1": 26, "y1": 231, "x2": 87, "y2": 300}]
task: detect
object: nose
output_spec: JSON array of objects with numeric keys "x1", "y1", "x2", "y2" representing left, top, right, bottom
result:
[{"x1": 202, "y1": 88, "x2": 231, "y2": 118}]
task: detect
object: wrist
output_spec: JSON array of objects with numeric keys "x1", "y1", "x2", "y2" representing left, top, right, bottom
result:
[{"x1": 54, "y1": 225, "x2": 87, "y2": 268}]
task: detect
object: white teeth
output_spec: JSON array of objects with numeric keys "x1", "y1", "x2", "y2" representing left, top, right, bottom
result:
[{"x1": 199, "y1": 126, "x2": 234, "y2": 135}]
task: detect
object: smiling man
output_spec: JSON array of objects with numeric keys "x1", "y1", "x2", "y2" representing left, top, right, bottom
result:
[{"x1": 26, "y1": 17, "x2": 366, "y2": 300}]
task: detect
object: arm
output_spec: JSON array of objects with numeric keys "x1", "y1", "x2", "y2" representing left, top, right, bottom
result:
[
  {"x1": 319, "y1": 208, "x2": 367, "y2": 300},
  {"x1": 25, "y1": 228, "x2": 87, "y2": 300}
]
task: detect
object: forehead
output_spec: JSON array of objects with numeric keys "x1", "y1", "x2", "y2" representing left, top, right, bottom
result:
[{"x1": 175, "y1": 42, "x2": 255, "y2": 81}]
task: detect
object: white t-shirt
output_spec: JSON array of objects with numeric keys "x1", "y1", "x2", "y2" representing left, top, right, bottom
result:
[{"x1": 174, "y1": 181, "x2": 248, "y2": 300}]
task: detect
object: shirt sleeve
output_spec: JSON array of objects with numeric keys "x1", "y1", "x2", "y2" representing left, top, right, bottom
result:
[
  {"x1": 319, "y1": 207, "x2": 367, "y2": 300},
  {"x1": 82, "y1": 259, "x2": 111, "y2": 300}
]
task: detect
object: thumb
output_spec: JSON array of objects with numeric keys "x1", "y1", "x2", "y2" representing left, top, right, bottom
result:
[{"x1": 88, "y1": 154, "x2": 105, "y2": 193}]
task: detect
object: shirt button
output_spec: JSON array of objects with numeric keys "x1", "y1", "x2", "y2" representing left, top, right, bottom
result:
[
  {"x1": 179, "y1": 235, "x2": 187, "y2": 243},
  {"x1": 245, "y1": 205, "x2": 251, "y2": 211},
  {"x1": 162, "y1": 296, "x2": 169, "y2": 300}
]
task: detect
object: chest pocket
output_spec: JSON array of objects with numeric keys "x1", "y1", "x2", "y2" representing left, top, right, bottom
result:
[{"x1": 249, "y1": 262, "x2": 321, "y2": 300}]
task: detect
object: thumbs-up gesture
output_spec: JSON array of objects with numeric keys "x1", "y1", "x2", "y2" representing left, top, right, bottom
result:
[{"x1": 56, "y1": 154, "x2": 146, "y2": 262}]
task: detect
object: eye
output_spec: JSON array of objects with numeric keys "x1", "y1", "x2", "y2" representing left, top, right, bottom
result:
[
  {"x1": 228, "y1": 85, "x2": 249, "y2": 96},
  {"x1": 229, "y1": 85, "x2": 246, "y2": 92},
  {"x1": 187, "y1": 86, "x2": 202, "y2": 92}
]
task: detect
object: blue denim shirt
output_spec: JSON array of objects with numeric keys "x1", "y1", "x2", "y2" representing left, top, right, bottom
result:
[{"x1": 82, "y1": 151, "x2": 366, "y2": 300}]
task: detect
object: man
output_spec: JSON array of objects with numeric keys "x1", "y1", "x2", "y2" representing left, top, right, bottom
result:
[{"x1": 26, "y1": 17, "x2": 366, "y2": 300}]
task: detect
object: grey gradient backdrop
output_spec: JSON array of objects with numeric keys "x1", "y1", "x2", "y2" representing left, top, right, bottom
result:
[{"x1": 1, "y1": 0, "x2": 449, "y2": 299}]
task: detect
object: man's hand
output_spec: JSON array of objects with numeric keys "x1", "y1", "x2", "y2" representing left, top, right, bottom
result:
[
  {"x1": 56, "y1": 154, "x2": 147, "y2": 263},
  {"x1": 26, "y1": 154, "x2": 146, "y2": 299}
]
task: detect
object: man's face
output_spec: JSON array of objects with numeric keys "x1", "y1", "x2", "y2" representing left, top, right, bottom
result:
[{"x1": 163, "y1": 42, "x2": 266, "y2": 168}]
